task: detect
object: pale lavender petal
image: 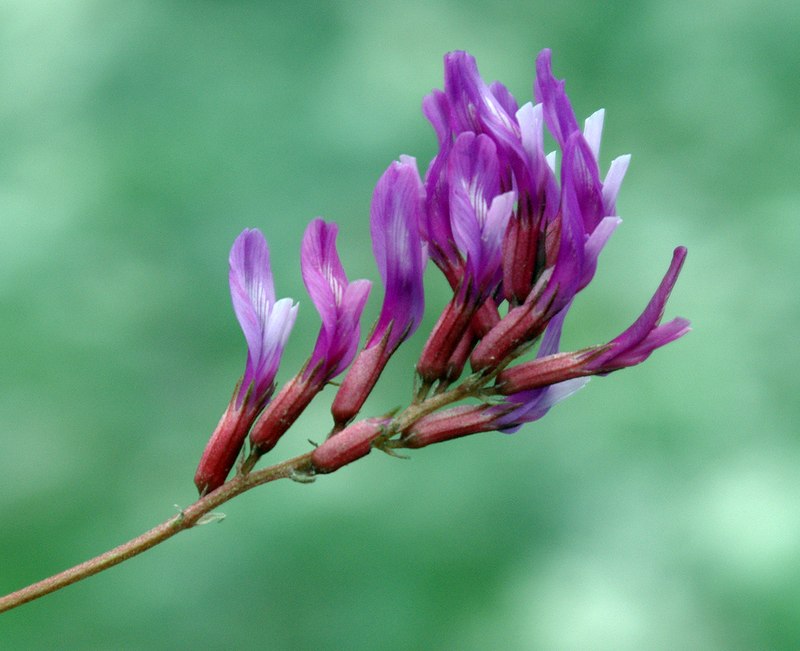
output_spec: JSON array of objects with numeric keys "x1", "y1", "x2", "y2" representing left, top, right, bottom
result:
[
  {"x1": 583, "y1": 109, "x2": 605, "y2": 161},
  {"x1": 498, "y1": 377, "x2": 590, "y2": 432},
  {"x1": 579, "y1": 216, "x2": 622, "y2": 290},
  {"x1": 257, "y1": 297, "x2": 298, "y2": 383},
  {"x1": 602, "y1": 154, "x2": 631, "y2": 216},
  {"x1": 228, "y1": 229, "x2": 297, "y2": 404},
  {"x1": 516, "y1": 102, "x2": 558, "y2": 210},
  {"x1": 516, "y1": 102, "x2": 545, "y2": 169},
  {"x1": 546, "y1": 151, "x2": 557, "y2": 174},
  {"x1": 480, "y1": 190, "x2": 516, "y2": 287},
  {"x1": 229, "y1": 229, "x2": 276, "y2": 362}
]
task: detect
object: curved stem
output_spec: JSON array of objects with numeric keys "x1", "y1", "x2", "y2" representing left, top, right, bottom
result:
[{"x1": 0, "y1": 451, "x2": 313, "y2": 615}]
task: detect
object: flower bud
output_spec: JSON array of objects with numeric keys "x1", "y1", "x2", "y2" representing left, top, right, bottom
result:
[{"x1": 311, "y1": 419, "x2": 385, "y2": 473}]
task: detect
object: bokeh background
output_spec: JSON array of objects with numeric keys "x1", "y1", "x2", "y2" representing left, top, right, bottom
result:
[{"x1": 1, "y1": 1, "x2": 798, "y2": 648}]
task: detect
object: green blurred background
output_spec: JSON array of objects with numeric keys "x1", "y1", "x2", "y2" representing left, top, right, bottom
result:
[{"x1": 1, "y1": 1, "x2": 798, "y2": 648}]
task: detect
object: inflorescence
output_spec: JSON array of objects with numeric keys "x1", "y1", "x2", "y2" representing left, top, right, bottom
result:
[{"x1": 194, "y1": 49, "x2": 689, "y2": 495}]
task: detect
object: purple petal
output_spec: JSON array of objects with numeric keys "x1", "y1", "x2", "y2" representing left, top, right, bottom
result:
[
  {"x1": 541, "y1": 137, "x2": 587, "y2": 312},
  {"x1": 562, "y1": 130, "x2": 604, "y2": 234},
  {"x1": 608, "y1": 317, "x2": 691, "y2": 368},
  {"x1": 489, "y1": 80, "x2": 520, "y2": 117},
  {"x1": 301, "y1": 219, "x2": 372, "y2": 380},
  {"x1": 442, "y1": 51, "x2": 525, "y2": 180},
  {"x1": 496, "y1": 377, "x2": 590, "y2": 432},
  {"x1": 602, "y1": 154, "x2": 631, "y2": 217},
  {"x1": 448, "y1": 133, "x2": 515, "y2": 292},
  {"x1": 444, "y1": 51, "x2": 520, "y2": 143},
  {"x1": 368, "y1": 157, "x2": 427, "y2": 350},
  {"x1": 422, "y1": 88, "x2": 451, "y2": 149},
  {"x1": 579, "y1": 216, "x2": 622, "y2": 290},
  {"x1": 583, "y1": 109, "x2": 605, "y2": 161},
  {"x1": 535, "y1": 49, "x2": 580, "y2": 149},
  {"x1": 448, "y1": 134, "x2": 500, "y2": 263}
]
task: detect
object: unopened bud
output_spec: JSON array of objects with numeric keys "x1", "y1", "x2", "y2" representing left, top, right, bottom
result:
[
  {"x1": 249, "y1": 375, "x2": 322, "y2": 456},
  {"x1": 311, "y1": 419, "x2": 385, "y2": 473},
  {"x1": 404, "y1": 405, "x2": 500, "y2": 448},
  {"x1": 331, "y1": 332, "x2": 391, "y2": 426}
]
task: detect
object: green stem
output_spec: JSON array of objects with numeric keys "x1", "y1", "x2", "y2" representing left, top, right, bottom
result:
[{"x1": 0, "y1": 451, "x2": 313, "y2": 615}]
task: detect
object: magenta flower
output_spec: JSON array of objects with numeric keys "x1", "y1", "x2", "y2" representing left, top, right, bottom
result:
[
  {"x1": 330, "y1": 157, "x2": 426, "y2": 425},
  {"x1": 194, "y1": 229, "x2": 297, "y2": 494}
]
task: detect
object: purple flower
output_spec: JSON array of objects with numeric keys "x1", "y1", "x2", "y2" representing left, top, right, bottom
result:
[
  {"x1": 301, "y1": 218, "x2": 372, "y2": 381},
  {"x1": 194, "y1": 229, "x2": 297, "y2": 494},
  {"x1": 587, "y1": 247, "x2": 690, "y2": 372},
  {"x1": 448, "y1": 132, "x2": 516, "y2": 297},
  {"x1": 495, "y1": 248, "x2": 690, "y2": 395},
  {"x1": 331, "y1": 157, "x2": 427, "y2": 425},
  {"x1": 367, "y1": 156, "x2": 427, "y2": 351},
  {"x1": 229, "y1": 229, "x2": 298, "y2": 407}
]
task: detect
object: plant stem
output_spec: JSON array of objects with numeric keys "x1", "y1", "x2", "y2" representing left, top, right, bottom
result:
[
  {"x1": 0, "y1": 367, "x2": 498, "y2": 615},
  {"x1": 0, "y1": 451, "x2": 313, "y2": 615}
]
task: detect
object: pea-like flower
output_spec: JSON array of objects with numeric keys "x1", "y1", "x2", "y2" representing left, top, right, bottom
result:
[
  {"x1": 194, "y1": 229, "x2": 297, "y2": 494},
  {"x1": 330, "y1": 157, "x2": 427, "y2": 426},
  {"x1": 495, "y1": 247, "x2": 689, "y2": 395}
]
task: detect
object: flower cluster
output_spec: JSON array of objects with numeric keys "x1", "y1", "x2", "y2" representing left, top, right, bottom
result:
[{"x1": 194, "y1": 49, "x2": 689, "y2": 495}]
